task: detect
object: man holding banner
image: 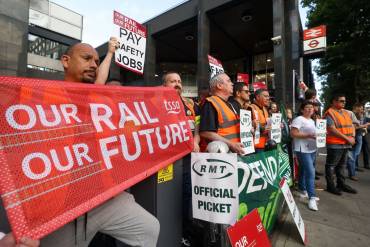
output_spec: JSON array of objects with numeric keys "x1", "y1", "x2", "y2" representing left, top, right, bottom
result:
[
  {"x1": 162, "y1": 71, "x2": 200, "y2": 152},
  {"x1": 200, "y1": 73, "x2": 245, "y2": 154},
  {"x1": 37, "y1": 42, "x2": 160, "y2": 247}
]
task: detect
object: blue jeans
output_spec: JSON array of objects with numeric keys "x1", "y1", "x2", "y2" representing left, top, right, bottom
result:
[
  {"x1": 347, "y1": 134, "x2": 363, "y2": 176},
  {"x1": 296, "y1": 151, "x2": 316, "y2": 198}
]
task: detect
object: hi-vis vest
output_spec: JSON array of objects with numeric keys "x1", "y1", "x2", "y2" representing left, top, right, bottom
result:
[
  {"x1": 250, "y1": 103, "x2": 269, "y2": 149},
  {"x1": 206, "y1": 96, "x2": 240, "y2": 143},
  {"x1": 324, "y1": 108, "x2": 354, "y2": 145},
  {"x1": 182, "y1": 97, "x2": 200, "y2": 131}
]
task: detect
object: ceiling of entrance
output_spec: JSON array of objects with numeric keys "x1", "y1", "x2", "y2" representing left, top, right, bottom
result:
[{"x1": 154, "y1": 0, "x2": 273, "y2": 64}]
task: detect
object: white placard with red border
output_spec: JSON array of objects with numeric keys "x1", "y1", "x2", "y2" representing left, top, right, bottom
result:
[
  {"x1": 279, "y1": 178, "x2": 307, "y2": 245},
  {"x1": 113, "y1": 11, "x2": 147, "y2": 74},
  {"x1": 208, "y1": 55, "x2": 224, "y2": 78}
]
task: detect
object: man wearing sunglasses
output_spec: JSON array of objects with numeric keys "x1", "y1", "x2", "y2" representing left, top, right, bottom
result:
[
  {"x1": 228, "y1": 82, "x2": 251, "y2": 116},
  {"x1": 324, "y1": 94, "x2": 357, "y2": 195}
]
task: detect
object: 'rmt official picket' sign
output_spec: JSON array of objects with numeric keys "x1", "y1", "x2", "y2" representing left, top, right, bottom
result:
[
  {"x1": 0, "y1": 76, "x2": 193, "y2": 240},
  {"x1": 113, "y1": 11, "x2": 147, "y2": 74},
  {"x1": 191, "y1": 153, "x2": 238, "y2": 225}
]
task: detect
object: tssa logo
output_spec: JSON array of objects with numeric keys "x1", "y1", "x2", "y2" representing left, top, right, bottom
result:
[
  {"x1": 164, "y1": 100, "x2": 181, "y2": 114},
  {"x1": 192, "y1": 158, "x2": 235, "y2": 179}
]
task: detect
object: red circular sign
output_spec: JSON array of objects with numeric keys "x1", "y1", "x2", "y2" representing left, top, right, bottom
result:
[{"x1": 308, "y1": 39, "x2": 319, "y2": 48}]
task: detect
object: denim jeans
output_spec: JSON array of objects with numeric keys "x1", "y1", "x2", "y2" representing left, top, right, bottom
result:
[
  {"x1": 296, "y1": 151, "x2": 316, "y2": 198},
  {"x1": 347, "y1": 134, "x2": 363, "y2": 176}
]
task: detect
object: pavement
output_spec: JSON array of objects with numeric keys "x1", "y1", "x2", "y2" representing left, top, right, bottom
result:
[{"x1": 271, "y1": 150, "x2": 370, "y2": 247}]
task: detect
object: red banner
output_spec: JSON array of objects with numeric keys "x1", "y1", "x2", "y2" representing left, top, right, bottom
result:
[
  {"x1": 237, "y1": 73, "x2": 249, "y2": 85},
  {"x1": 0, "y1": 76, "x2": 193, "y2": 240},
  {"x1": 227, "y1": 209, "x2": 271, "y2": 247},
  {"x1": 252, "y1": 81, "x2": 268, "y2": 92}
]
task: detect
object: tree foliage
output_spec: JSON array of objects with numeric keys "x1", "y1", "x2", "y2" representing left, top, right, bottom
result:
[{"x1": 302, "y1": 0, "x2": 370, "y2": 108}]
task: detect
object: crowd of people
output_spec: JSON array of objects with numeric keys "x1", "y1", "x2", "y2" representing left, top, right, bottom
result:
[{"x1": 1, "y1": 37, "x2": 370, "y2": 247}]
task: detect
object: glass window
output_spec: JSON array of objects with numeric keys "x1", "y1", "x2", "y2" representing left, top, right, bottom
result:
[{"x1": 28, "y1": 34, "x2": 68, "y2": 60}]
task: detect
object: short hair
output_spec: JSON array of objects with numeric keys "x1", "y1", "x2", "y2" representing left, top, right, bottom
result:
[
  {"x1": 331, "y1": 93, "x2": 346, "y2": 103},
  {"x1": 254, "y1": 88, "x2": 268, "y2": 96},
  {"x1": 233, "y1": 82, "x2": 247, "y2": 97},
  {"x1": 299, "y1": 100, "x2": 314, "y2": 111},
  {"x1": 209, "y1": 73, "x2": 227, "y2": 92},
  {"x1": 304, "y1": 89, "x2": 317, "y2": 100},
  {"x1": 353, "y1": 102, "x2": 363, "y2": 109},
  {"x1": 162, "y1": 71, "x2": 180, "y2": 84}
]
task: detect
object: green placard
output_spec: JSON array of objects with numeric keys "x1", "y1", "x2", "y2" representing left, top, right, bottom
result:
[{"x1": 238, "y1": 147, "x2": 291, "y2": 233}]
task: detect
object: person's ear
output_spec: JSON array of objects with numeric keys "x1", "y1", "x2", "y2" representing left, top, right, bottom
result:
[
  {"x1": 216, "y1": 81, "x2": 223, "y2": 90},
  {"x1": 61, "y1": 54, "x2": 70, "y2": 70}
]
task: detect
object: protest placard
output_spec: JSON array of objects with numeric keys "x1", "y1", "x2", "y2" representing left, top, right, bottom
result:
[
  {"x1": 208, "y1": 55, "x2": 224, "y2": 78},
  {"x1": 240, "y1": 109, "x2": 255, "y2": 154},
  {"x1": 316, "y1": 119, "x2": 327, "y2": 148},
  {"x1": 227, "y1": 209, "x2": 271, "y2": 247},
  {"x1": 270, "y1": 113, "x2": 282, "y2": 143},
  {"x1": 113, "y1": 11, "x2": 146, "y2": 74},
  {"x1": 280, "y1": 178, "x2": 307, "y2": 245},
  {"x1": 191, "y1": 153, "x2": 238, "y2": 225}
]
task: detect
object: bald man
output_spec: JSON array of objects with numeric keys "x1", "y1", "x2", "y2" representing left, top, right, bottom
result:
[{"x1": 41, "y1": 43, "x2": 160, "y2": 247}]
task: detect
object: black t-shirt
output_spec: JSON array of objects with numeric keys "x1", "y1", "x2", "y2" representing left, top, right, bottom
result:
[
  {"x1": 200, "y1": 96, "x2": 237, "y2": 132},
  {"x1": 228, "y1": 97, "x2": 242, "y2": 116}
]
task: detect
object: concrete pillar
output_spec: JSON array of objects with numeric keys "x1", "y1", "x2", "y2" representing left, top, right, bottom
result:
[
  {"x1": 144, "y1": 24, "x2": 157, "y2": 86},
  {"x1": 197, "y1": 0, "x2": 210, "y2": 93}
]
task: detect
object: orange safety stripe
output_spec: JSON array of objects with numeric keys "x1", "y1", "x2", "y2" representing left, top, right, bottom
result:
[
  {"x1": 206, "y1": 96, "x2": 240, "y2": 143},
  {"x1": 324, "y1": 108, "x2": 354, "y2": 145},
  {"x1": 250, "y1": 103, "x2": 269, "y2": 149}
]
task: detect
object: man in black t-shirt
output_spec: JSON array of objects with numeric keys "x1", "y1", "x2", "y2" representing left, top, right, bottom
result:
[{"x1": 200, "y1": 73, "x2": 245, "y2": 154}]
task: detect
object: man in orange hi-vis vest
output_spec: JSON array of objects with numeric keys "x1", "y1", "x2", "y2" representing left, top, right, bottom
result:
[
  {"x1": 199, "y1": 73, "x2": 245, "y2": 155},
  {"x1": 38, "y1": 43, "x2": 159, "y2": 247},
  {"x1": 324, "y1": 93, "x2": 357, "y2": 195},
  {"x1": 250, "y1": 89, "x2": 271, "y2": 152}
]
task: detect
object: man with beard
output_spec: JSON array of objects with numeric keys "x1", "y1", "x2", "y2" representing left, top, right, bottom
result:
[
  {"x1": 41, "y1": 43, "x2": 160, "y2": 247},
  {"x1": 162, "y1": 71, "x2": 200, "y2": 152}
]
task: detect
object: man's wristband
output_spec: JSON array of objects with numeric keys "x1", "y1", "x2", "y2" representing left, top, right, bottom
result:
[{"x1": 0, "y1": 232, "x2": 6, "y2": 240}]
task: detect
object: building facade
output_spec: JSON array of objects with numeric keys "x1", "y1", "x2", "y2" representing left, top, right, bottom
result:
[
  {"x1": 98, "y1": 0, "x2": 311, "y2": 106},
  {"x1": 0, "y1": 0, "x2": 82, "y2": 80}
]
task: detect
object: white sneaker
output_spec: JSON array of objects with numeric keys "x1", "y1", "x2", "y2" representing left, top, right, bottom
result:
[
  {"x1": 312, "y1": 196, "x2": 320, "y2": 201},
  {"x1": 299, "y1": 190, "x2": 308, "y2": 199},
  {"x1": 308, "y1": 198, "x2": 318, "y2": 211}
]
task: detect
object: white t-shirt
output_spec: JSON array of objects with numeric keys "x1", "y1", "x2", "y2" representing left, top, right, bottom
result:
[{"x1": 291, "y1": 116, "x2": 317, "y2": 153}]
